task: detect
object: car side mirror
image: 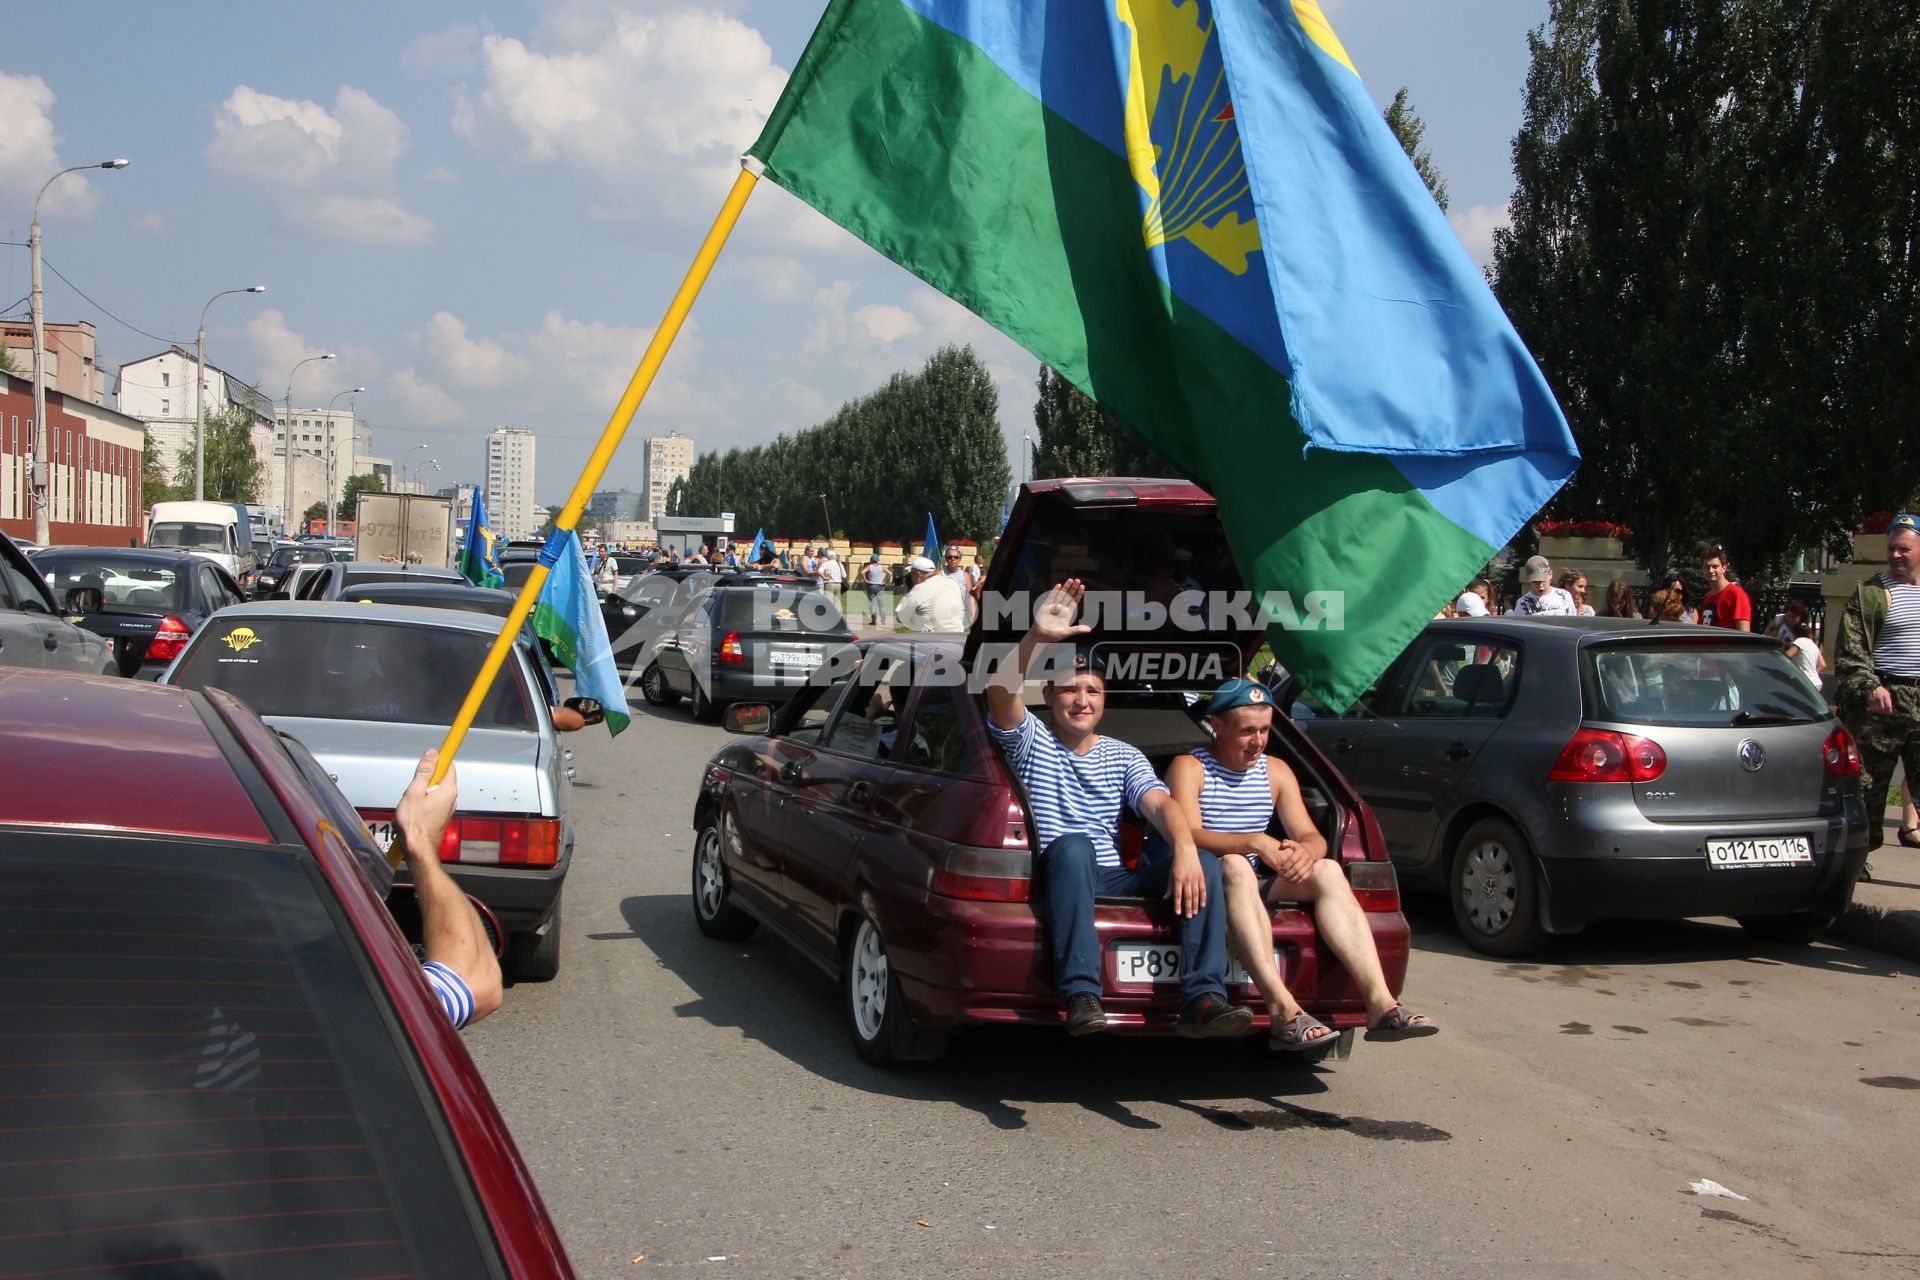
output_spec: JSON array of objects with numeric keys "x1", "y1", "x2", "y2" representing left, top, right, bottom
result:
[
  {"x1": 724, "y1": 702, "x2": 772, "y2": 736},
  {"x1": 64, "y1": 586, "x2": 102, "y2": 616},
  {"x1": 562, "y1": 695, "x2": 606, "y2": 727}
]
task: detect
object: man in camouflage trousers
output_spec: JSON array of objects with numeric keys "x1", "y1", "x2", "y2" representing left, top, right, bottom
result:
[{"x1": 1833, "y1": 513, "x2": 1920, "y2": 852}]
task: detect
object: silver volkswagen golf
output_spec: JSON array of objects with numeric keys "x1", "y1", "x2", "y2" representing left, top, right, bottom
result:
[{"x1": 1290, "y1": 617, "x2": 1870, "y2": 956}]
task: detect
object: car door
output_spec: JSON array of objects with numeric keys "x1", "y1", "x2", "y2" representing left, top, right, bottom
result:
[
  {"x1": 1359, "y1": 631, "x2": 1520, "y2": 875},
  {"x1": 727, "y1": 659, "x2": 867, "y2": 942},
  {"x1": 1291, "y1": 667, "x2": 1389, "y2": 780},
  {"x1": 657, "y1": 592, "x2": 712, "y2": 696},
  {"x1": 0, "y1": 550, "x2": 51, "y2": 670},
  {"x1": 779, "y1": 646, "x2": 915, "y2": 956}
]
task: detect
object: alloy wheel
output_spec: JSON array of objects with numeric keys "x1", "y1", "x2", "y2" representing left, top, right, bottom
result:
[{"x1": 849, "y1": 919, "x2": 890, "y2": 1042}]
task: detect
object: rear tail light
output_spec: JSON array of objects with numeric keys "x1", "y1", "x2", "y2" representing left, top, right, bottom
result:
[
  {"x1": 1824, "y1": 726, "x2": 1862, "y2": 777},
  {"x1": 1549, "y1": 728, "x2": 1667, "y2": 783},
  {"x1": 718, "y1": 630, "x2": 746, "y2": 664},
  {"x1": 144, "y1": 615, "x2": 191, "y2": 663},
  {"x1": 932, "y1": 842, "x2": 1032, "y2": 902},
  {"x1": 1348, "y1": 860, "x2": 1400, "y2": 912},
  {"x1": 360, "y1": 811, "x2": 563, "y2": 867}
]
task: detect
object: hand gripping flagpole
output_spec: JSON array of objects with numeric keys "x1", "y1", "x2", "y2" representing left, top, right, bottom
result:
[{"x1": 427, "y1": 160, "x2": 763, "y2": 788}]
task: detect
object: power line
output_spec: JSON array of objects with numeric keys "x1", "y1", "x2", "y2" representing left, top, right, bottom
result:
[{"x1": 0, "y1": 240, "x2": 186, "y2": 346}]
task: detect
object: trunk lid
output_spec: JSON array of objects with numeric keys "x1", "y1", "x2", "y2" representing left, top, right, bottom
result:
[
  {"x1": 264, "y1": 717, "x2": 554, "y2": 818},
  {"x1": 968, "y1": 479, "x2": 1266, "y2": 687},
  {"x1": 1578, "y1": 636, "x2": 1838, "y2": 823}
]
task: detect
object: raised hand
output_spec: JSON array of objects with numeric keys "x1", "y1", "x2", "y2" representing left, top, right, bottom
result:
[{"x1": 1033, "y1": 578, "x2": 1092, "y2": 644}]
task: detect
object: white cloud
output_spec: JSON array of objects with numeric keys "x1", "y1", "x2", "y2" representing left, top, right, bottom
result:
[
  {"x1": 403, "y1": 22, "x2": 480, "y2": 76},
  {"x1": 422, "y1": 165, "x2": 461, "y2": 185},
  {"x1": 1449, "y1": 203, "x2": 1510, "y2": 267},
  {"x1": 132, "y1": 211, "x2": 168, "y2": 234},
  {"x1": 205, "y1": 84, "x2": 436, "y2": 247},
  {"x1": 0, "y1": 72, "x2": 99, "y2": 223},
  {"x1": 413, "y1": 310, "x2": 530, "y2": 391},
  {"x1": 386, "y1": 368, "x2": 467, "y2": 426},
  {"x1": 242, "y1": 309, "x2": 379, "y2": 403},
  {"x1": 750, "y1": 256, "x2": 808, "y2": 301}
]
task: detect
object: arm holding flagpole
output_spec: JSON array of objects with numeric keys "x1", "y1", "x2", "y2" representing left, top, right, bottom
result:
[{"x1": 426, "y1": 159, "x2": 763, "y2": 789}]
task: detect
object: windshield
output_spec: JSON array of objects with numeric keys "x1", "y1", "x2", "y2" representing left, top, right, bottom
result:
[
  {"x1": 173, "y1": 617, "x2": 535, "y2": 729},
  {"x1": 35, "y1": 557, "x2": 187, "y2": 611},
  {"x1": 148, "y1": 521, "x2": 229, "y2": 552},
  {"x1": 0, "y1": 831, "x2": 499, "y2": 1278},
  {"x1": 271, "y1": 546, "x2": 329, "y2": 567},
  {"x1": 1581, "y1": 643, "x2": 1829, "y2": 727}
]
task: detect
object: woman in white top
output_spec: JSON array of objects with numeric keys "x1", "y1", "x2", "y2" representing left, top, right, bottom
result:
[{"x1": 1167, "y1": 679, "x2": 1438, "y2": 1052}]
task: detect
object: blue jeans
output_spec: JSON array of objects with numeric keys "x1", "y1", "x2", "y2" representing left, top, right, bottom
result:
[{"x1": 1040, "y1": 833, "x2": 1228, "y2": 1004}]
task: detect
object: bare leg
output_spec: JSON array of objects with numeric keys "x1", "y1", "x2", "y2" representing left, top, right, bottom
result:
[
  {"x1": 1282, "y1": 861, "x2": 1400, "y2": 1024},
  {"x1": 1220, "y1": 856, "x2": 1304, "y2": 1024}
]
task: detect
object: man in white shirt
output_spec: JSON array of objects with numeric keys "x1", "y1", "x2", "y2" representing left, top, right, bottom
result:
[
  {"x1": 817, "y1": 548, "x2": 845, "y2": 603},
  {"x1": 895, "y1": 556, "x2": 966, "y2": 631},
  {"x1": 1509, "y1": 555, "x2": 1576, "y2": 616}
]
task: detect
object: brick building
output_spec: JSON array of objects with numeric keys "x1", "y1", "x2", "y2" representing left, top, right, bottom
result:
[{"x1": 0, "y1": 370, "x2": 147, "y2": 547}]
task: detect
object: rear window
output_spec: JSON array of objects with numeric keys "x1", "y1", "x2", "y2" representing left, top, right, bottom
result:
[
  {"x1": 36, "y1": 557, "x2": 187, "y2": 611},
  {"x1": 172, "y1": 617, "x2": 535, "y2": 729},
  {"x1": 340, "y1": 569, "x2": 432, "y2": 591},
  {"x1": 0, "y1": 833, "x2": 501, "y2": 1279},
  {"x1": 271, "y1": 546, "x2": 329, "y2": 567},
  {"x1": 719, "y1": 586, "x2": 849, "y2": 634},
  {"x1": 1582, "y1": 643, "x2": 1829, "y2": 727}
]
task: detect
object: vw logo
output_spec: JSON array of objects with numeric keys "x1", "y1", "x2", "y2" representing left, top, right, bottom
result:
[{"x1": 1737, "y1": 739, "x2": 1765, "y2": 772}]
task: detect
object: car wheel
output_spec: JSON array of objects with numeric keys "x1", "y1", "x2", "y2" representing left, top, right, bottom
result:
[
  {"x1": 507, "y1": 893, "x2": 562, "y2": 982},
  {"x1": 640, "y1": 662, "x2": 680, "y2": 707},
  {"x1": 1451, "y1": 817, "x2": 1546, "y2": 957},
  {"x1": 692, "y1": 813, "x2": 757, "y2": 940},
  {"x1": 844, "y1": 915, "x2": 948, "y2": 1066},
  {"x1": 690, "y1": 682, "x2": 721, "y2": 724}
]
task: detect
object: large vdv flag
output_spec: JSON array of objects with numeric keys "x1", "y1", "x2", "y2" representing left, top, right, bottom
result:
[
  {"x1": 749, "y1": 0, "x2": 1579, "y2": 708},
  {"x1": 532, "y1": 529, "x2": 631, "y2": 736},
  {"x1": 456, "y1": 491, "x2": 505, "y2": 590}
]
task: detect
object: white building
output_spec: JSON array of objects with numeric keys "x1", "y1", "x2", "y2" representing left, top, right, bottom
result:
[
  {"x1": 643, "y1": 431, "x2": 694, "y2": 527},
  {"x1": 485, "y1": 426, "x2": 539, "y2": 541},
  {"x1": 114, "y1": 346, "x2": 275, "y2": 486},
  {"x1": 274, "y1": 406, "x2": 377, "y2": 513}
]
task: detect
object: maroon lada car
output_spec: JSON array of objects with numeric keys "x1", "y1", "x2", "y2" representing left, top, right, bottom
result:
[
  {"x1": 692, "y1": 479, "x2": 1410, "y2": 1064},
  {"x1": 0, "y1": 668, "x2": 574, "y2": 1278}
]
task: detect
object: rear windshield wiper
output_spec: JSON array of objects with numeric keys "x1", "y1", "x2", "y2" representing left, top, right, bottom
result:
[{"x1": 1728, "y1": 706, "x2": 1797, "y2": 725}]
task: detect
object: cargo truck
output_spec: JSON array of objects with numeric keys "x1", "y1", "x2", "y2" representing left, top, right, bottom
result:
[{"x1": 354, "y1": 492, "x2": 455, "y2": 567}]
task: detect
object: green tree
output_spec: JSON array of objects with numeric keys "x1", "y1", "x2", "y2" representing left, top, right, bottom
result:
[
  {"x1": 301, "y1": 500, "x2": 327, "y2": 528},
  {"x1": 171, "y1": 403, "x2": 263, "y2": 504},
  {"x1": 337, "y1": 473, "x2": 384, "y2": 523},
  {"x1": 0, "y1": 346, "x2": 20, "y2": 377},
  {"x1": 1383, "y1": 86, "x2": 1450, "y2": 211},
  {"x1": 1031, "y1": 364, "x2": 1185, "y2": 481},
  {"x1": 1493, "y1": 0, "x2": 1920, "y2": 579},
  {"x1": 141, "y1": 429, "x2": 181, "y2": 511}
]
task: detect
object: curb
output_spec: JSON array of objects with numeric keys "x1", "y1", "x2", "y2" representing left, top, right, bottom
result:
[{"x1": 1828, "y1": 901, "x2": 1920, "y2": 966}]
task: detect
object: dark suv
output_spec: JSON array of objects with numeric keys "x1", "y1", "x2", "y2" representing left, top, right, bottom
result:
[{"x1": 640, "y1": 583, "x2": 853, "y2": 721}]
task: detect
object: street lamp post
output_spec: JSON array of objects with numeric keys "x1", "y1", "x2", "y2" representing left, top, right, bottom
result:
[
  {"x1": 194, "y1": 286, "x2": 266, "y2": 501},
  {"x1": 323, "y1": 387, "x2": 365, "y2": 537},
  {"x1": 30, "y1": 158, "x2": 129, "y2": 543},
  {"x1": 1021, "y1": 433, "x2": 1036, "y2": 487},
  {"x1": 282, "y1": 354, "x2": 336, "y2": 535},
  {"x1": 819, "y1": 492, "x2": 833, "y2": 545},
  {"x1": 401, "y1": 443, "x2": 427, "y2": 491}
]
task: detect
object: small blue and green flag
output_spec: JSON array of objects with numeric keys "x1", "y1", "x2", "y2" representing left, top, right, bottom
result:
[
  {"x1": 532, "y1": 529, "x2": 630, "y2": 736},
  {"x1": 457, "y1": 492, "x2": 505, "y2": 590},
  {"x1": 749, "y1": 0, "x2": 1579, "y2": 708},
  {"x1": 922, "y1": 513, "x2": 939, "y2": 564}
]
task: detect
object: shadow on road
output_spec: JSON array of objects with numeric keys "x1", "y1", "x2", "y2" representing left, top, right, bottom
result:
[
  {"x1": 1400, "y1": 893, "x2": 1913, "y2": 979},
  {"x1": 601, "y1": 892, "x2": 1356, "y2": 1131}
]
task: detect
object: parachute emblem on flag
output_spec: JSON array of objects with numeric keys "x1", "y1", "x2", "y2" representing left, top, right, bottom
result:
[{"x1": 1118, "y1": 0, "x2": 1261, "y2": 275}]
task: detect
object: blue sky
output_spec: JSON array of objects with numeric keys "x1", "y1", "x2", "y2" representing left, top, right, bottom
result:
[{"x1": 3, "y1": 0, "x2": 1548, "y2": 505}]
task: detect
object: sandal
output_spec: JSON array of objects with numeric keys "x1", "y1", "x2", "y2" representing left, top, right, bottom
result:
[
  {"x1": 1270, "y1": 1010, "x2": 1339, "y2": 1054},
  {"x1": 1365, "y1": 1005, "x2": 1440, "y2": 1042},
  {"x1": 1899, "y1": 826, "x2": 1920, "y2": 848}
]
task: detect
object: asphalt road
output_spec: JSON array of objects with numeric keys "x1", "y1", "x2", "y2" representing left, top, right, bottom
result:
[{"x1": 467, "y1": 692, "x2": 1920, "y2": 1279}]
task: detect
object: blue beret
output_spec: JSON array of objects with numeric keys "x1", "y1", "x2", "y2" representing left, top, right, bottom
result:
[{"x1": 1206, "y1": 677, "x2": 1273, "y2": 718}]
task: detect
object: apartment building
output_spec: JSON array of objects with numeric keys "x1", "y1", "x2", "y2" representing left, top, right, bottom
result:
[
  {"x1": 643, "y1": 431, "x2": 694, "y2": 527},
  {"x1": 485, "y1": 426, "x2": 539, "y2": 541}
]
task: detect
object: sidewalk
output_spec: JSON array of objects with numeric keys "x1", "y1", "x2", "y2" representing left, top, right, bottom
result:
[{"x1": 1827, "y1": 818, "x2": 1920, "y2": 964}]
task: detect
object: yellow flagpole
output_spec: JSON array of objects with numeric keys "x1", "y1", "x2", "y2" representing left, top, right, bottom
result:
[{"x1": 426, "y1": 161, "x2": 762, "y2": 789}]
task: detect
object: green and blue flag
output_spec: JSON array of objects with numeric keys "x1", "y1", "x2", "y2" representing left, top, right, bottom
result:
[
  {"x1": 750, "y1": 0, "x2": 1578, "y2": 707},
  {"x1": 456, "y1": 492, "x2": 504, "y2": 590},
  {"x1": 532, "y1": 529, "x2": 630, "y2": 736}
]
